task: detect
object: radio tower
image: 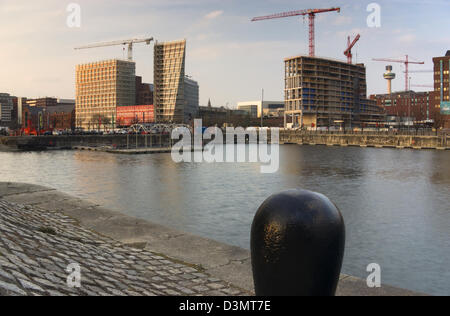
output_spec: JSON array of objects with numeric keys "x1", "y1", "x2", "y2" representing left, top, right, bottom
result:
[
  {"x1": 373, "y1": 55, "x2": 424, "y2": 91},
  {"x1": 251, "y1": 7, "x2": 340, "y2": 57}
]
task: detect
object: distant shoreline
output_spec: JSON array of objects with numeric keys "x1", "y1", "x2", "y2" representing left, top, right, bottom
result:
[{"x1": 0, "y1": 182, "x2": 427, "y2": 296}]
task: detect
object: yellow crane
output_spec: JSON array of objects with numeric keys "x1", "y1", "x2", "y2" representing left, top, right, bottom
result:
[{"x1": 74, "y1": 37, "x2": 154, "y2": 61}]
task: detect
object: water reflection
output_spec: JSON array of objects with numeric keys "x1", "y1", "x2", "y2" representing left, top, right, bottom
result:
[{"x1": 0, "y1": 146, "x2": 449, "y2": 295}]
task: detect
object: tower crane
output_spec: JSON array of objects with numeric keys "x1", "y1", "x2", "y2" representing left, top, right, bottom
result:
[
  {"x1": 344, "y1": 34, "x2": 360, "y2": 64},
  {"x1": 373, "y1": 55, "x2": 424, "y2": 91},
  {"x1": 74, "y1": 37, "x2": 154, "y2": 61},
  {"x1": 251, "y1": 7, "x2": 340, "y2": 57},
  {"x1": 404, "y1": 70, "x2": 433, "y2": 73}
]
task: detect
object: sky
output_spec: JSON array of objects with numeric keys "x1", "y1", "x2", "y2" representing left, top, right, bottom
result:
[{"x1": 1, "y1": 0, "x2": 449, "y2": 107}]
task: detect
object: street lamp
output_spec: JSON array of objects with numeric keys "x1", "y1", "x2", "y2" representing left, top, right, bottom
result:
[{"x1": 408, "y1": 77, "x2": 412, "y2": 131}]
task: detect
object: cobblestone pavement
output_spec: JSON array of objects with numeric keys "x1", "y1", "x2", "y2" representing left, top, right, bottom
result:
[{"x1": 0, "y1": 199, "x2": 249, "y2": 296}]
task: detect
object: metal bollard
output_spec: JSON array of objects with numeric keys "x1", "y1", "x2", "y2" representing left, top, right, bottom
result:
[{"x1": 251, "y1": 189, "x2": 345, "y2": 296}]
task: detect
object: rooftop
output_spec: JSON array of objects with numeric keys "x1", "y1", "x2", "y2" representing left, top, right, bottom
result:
[{"x1": 284, "y1": 54, "x2": 365, "y2": 68}]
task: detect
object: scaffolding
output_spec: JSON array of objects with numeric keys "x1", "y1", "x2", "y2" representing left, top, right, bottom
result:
[{"x1": 284, "y1": 55, "x2": 385, "y2": 129}]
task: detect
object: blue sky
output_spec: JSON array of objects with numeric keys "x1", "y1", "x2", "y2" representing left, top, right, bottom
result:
[{"x1": 1, "y1": 0, "x2": 449, "y2": 107}]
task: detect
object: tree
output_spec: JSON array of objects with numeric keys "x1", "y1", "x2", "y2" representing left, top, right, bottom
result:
[
  {"x1": 76, "y1": 117, "x2": 84, "y2": 130},
  {"x1": 116, "y1": 117, "x2": 125, "y2": 128}
]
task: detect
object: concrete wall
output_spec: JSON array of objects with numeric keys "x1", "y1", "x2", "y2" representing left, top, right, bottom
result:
[
  {"x1": 280, "y1": 131, "x2": 449, "y2": 149},
  {"x1": 1, "y1": 132, "x2": 448, "y2": 151}
]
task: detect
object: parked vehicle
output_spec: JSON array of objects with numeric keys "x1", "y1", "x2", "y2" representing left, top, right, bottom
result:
[{"x1": 0, "y1": 127, "x2": 9, "y2": 136}]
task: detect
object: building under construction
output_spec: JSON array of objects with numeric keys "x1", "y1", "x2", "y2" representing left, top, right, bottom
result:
[
  {"x1": 431, "y1": 51, "x2": 450, "y2": 129},
  {"x1": 153, "y1": 40, "x2": 199, "y2": 123},
  {"x1": 370, "y1": 91, "x2": 432, "y2": 127},
  {"x1": 284, "y1": 55, "x2": 385, "y2": 129},
  {"x1": 75, "y1": 59, "x2": 136, "y2": 130}
]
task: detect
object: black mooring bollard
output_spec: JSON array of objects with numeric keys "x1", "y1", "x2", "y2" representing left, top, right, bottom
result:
[{"x1": 251, "y1": 189, "x2": 345, "y2": 296}]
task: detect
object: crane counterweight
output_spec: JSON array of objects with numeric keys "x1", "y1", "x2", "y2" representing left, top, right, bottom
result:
[
  {"x1": 344, "y1": 34, "x2": 361, "y2": 64},
  {"x1": 373, "y1": 55, "x2": 425, "y2": 91},
  {"x1": 74, "y1": 37, "x2": 154, "y2": 61},
  {"x1": 251, "y1": 7, "x2": 340, "y2": 57}
]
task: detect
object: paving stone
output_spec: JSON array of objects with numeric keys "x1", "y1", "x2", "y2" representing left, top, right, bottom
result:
[
  {"x1": 207, "y1": 283, "x2": 225, "y2": 290},
  {"x1": 192, "y1": 285, "x2": 209, "y2": 292},
  {"x1": 177, "y1": 287, "x2": 195, "y2": 295},
  {"x1": 33, "y1": 277, "x2": 60, "y2": 289},
  {"x1": 108, "y1": 288, "x2": 126, "y2": 296}
]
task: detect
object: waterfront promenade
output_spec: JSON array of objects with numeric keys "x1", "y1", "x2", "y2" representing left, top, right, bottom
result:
[
  {"x1": 0, "y1": 182, "x2": 423, "y2": 296},
  {"x1": 280, "y1": 130, "x2": 449, "y2": 150}
]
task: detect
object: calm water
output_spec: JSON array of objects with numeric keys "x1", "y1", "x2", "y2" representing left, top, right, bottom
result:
[{"x1": 0, "y1": 146, "x2": 449, "y2": 295}]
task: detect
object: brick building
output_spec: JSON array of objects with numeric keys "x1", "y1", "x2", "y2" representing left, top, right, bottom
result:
[
  {"x1": 0, "y1": 93, "x2": 14, "y2": 126},
  {"x1": 46, "y1": 104, "x2": 75, "y2": 130},
  {"x1": 26, "y1": 97, "x2": 58, "y2": 107},
  {"x1": 12, "y1": 97, "x2": 27, "y2": 129},
  {"x1": 370, "y1": 91, "x2": 432, "y2": 127},
  {"x1": 431, "y1": 51, "x2": 450, "y2": 129},
  {"x1": 154, "y1": 40, "x2": 199, "y2": 123},
  {"x1": 76, "y1": 59, "x2": 136, "y2": 130}
]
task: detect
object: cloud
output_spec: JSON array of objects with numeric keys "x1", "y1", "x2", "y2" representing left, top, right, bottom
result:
[
  {"x1": 0, "y1": 0, "x2": 448, "y2": 105},
  {"x1": 205, "y1": 10, "x2": 223, "y2": 20},
  {"x1": 333, "y1": 15, "x2": 353, "y2": 26}
]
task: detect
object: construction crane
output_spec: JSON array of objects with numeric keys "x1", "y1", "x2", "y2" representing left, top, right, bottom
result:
[
  {"x1": 344, "y1": 34, "x2": 360, "y2": 64},
  {"x1": 373, "y1": 55, "x2": 424, "y2": 91},
  {"x1": 74, "y1": 37, "x2": 154, "y2": 61},
  {"x1": 405, "y1": 70, "x2": 433, "y2": 73},
  {"x1": 251, "y1": 7, "x2": 340, "y2": 57}
]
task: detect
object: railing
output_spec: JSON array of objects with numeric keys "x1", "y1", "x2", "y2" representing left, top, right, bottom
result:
[{"x1": 281, "y1": 129, "x2": 447, "y2": 137}]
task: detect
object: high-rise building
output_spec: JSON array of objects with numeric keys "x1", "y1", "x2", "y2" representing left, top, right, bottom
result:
[
  {"x1": 154, "y1": 39, "x2": 188, "y2": 123},
  {"x1": 237, "y1": 101, "x2": 285, "y2": 118},
  {"x1": 383, "y1": 65, "x2": 396, "y2": 95},
  {"x1": 0, "y1": 93, "x2": 13, "y2": 125},
  {"x1": 22, "y1": 104, "x2": 75, "y2": 132},
  {"x1": 370, "y1": 91, "x2": 432, "y2": 127},
  {"x1": 431, "y1": 51, "x2": 450, "y2": 128},
  {"x1": 27, "y1": 97, "x2": 58, "y2": 107},
  {"x1": 12, "y1": 97, "x2": 27, "y2": 127},
  {"x1": 184, "y1": 76, "x2": 199, "y2": 122},
  {"x1": 284, "y1": 55, "x2": 385, "y2": 128},
  {"x1": 116, "y1": 105, "x2": 155, "y2": 127},
  {"x1": 76, "y1": 59, "x2": 136, "y2": 130}
]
